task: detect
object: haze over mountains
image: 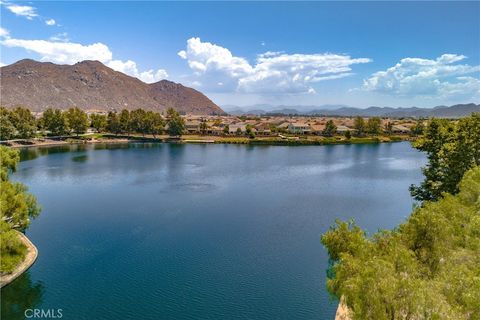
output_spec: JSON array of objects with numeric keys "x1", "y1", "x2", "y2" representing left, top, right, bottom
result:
[
  {"x1": 224, "y1": 103, "x2": 480, "y2": 118},
  {"x1": 0, "y1": 59, "x2": 225, "y2": 115}
]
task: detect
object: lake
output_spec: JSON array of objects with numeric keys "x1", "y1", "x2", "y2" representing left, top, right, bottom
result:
[{"x1": 1, "y1": 142, "x2": 425, "y2": 320}]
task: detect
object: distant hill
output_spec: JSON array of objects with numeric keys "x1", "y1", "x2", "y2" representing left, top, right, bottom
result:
[
  {"x1": 0, "y1": 59, "x2": 225, "y2": 115},
  {"x1": 225, "y1": 104, "x2": 479, "y2": 118}
]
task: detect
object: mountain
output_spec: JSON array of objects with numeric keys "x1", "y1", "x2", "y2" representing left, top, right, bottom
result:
[
  {"x1": 225, "y1": 104, "x2": 479, "y2": 118},
  {"x1": 0, "y1": 59, "x2": 225, "y2": 115}
]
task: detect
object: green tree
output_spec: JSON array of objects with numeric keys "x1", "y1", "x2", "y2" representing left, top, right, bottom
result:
[
  {"x1": 0, "y1": 107, "x2": 16, "y2": 140},
  {"x1": 366, "y1": 117, "x2": 381, "y2": 135},
  {"x1": 322, "y1": 166, "x2": 480, "y2": 320},
  {"x1": 90, "y1": 114, "x2": 107, "y2": 133},
  {"x1": 410, "y1": 120, "x2": 425, "y2": 136},
  {"x1": 107, "y1": 111, "x2": 121, "y2": 135},
  {"x1": 223, "y1": 125, "x2": 230, "y2": 135},
  {"x1": 200, "y1": 120, "x2": 208, "y2": 135},
  {"x1": 353, "y1": 116, "x2": 365, "y2": 137},
  {"x1": 10, "y1": 107, "x2": 37, "y2": 139},
  {"x1": 119, "y1": 109, "x2": 131, "y2": 136},
  {"x1": 65, "y1": 107, "x2": 88, "y2": 136},
  {"x1": 344, "y1": 130, "x2": 351, "y2": 140},
  {"x1": 245, "y1": 124, "x2": 255, "y2": 139},
  {"x1": 409, "y1": 115, "x2": 479, "y2": 202},
  {"x1": 0, "y1": 146, "x2": 40, "y2": 231},
  {"x1": 166, "y1": 108, "x2": 185, "y2": 136},
  {"x1": 146, "y1": 111, "x2": 164, "y2": 138},
  {"x1": 41, "y1": 108, "x2": 68, "y2": 136},
  {"x1": 322, "y1": 120, "x2": 337, "y2": 137},
  {"x1": 130, "y1": 109, "x2": 148, "y2": 136}
]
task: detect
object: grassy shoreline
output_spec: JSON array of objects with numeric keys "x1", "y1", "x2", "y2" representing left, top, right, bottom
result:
[{"x1": 3, "y1": 133, "x2": 413, "y2": 149}]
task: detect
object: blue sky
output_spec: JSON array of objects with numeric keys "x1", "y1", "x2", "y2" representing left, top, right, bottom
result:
[{"x1": 1, "y1": 1, "x2": 479, "y2": 109}]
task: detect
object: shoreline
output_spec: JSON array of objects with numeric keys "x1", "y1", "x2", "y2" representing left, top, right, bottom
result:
[
  {"x1": 3, "y1": 134, "x2": 412, "y2": 149},
  {"x1": 0, "y1": 231, "x2": 38, "y2": 288},
  {"x1": 335, "y1": 296, "x2": 351, "y2": 320}
]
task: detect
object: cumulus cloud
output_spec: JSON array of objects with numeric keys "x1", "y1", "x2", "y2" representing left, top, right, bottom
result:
[
  {"x1": 107, "y1": 59, "x2": 168, "y2": 83},
  {"x1": 362, "y1": 54, "x2": 480, "y2": 98},
  {"x1": 45, "y1": 19, "x2": 56, "y2": 26},
  {"x1": 0, "y1": 37, "x2": 168, "y2": 83},
  {"x1": 0, "y1": 27, "x2": 10, "y2": 38},
  {"x1": 178, "y1": 37, "x2": 370, "y2": 94},
  {"x1": 4, "y1": 3, "x2": 38, "y2": 19}
]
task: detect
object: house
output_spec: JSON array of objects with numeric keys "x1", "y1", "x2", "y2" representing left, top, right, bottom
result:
[
  {"x1": 228, "y1": 124, "x2": 247, "y2": 134},
  {"x1": 288, "y1": 122, "x2": 311, "y2": 134},
  {"x1": 254, "y1": 123, "x2": 272, "y2": 135},
  {"x1": 392, "y1": 125, "x2": 410, "y2": 134},
  {"x1": 336, "y1": 125, "x2": 352, "y2": 134},
  {"x1": 185, "y1": 120, "x2": 201, "y2": 134},
  {"x1": 310, "y1": 124, "x2": 326, "y2": 135}
]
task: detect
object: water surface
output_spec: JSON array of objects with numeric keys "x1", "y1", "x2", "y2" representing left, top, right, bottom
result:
[{"x1": 2, "y1": 142, "x2": 425, "y2": 320}]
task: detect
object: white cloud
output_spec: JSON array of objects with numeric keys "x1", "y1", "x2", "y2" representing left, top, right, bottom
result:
[
  {"x1": 5, "y1": 3, "x2": 38, "y2": 19},
  {"x1": 178, "y1": 37, "x2": 370, "y2": 94},
  {"x1": 108, "y1": 59, "x2": 168, "y2": 83},
  {"x1": 362, "y1": 54, "x2": 480, "y2": 98},
  {"x1": 1, "y1": 37, "x2": 168, "y2": 83},
  {"x1": 49, "y1": 32, "x2": 69, "y2": 42},
  {"x1": 0, "y1": 27, "x2": 9, "y2": 38},
  {"x1": 46, "y1": 19, "x2": 56, "y2": 26}
]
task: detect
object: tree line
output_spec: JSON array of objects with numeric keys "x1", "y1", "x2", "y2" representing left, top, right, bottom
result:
[
  {"x1": 0, "y1": 107, "x2": 186, "y2": 140},
  {"x1": 321, "y1": 113, "x2": 480, "y2": 319},
  {"x1": 0, "y1": 146, "x2": 41, "y2": 273}
]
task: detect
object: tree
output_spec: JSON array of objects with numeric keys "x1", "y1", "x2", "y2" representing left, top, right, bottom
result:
[
  {"x1": 130, "y1": 109, "x2": 147, "y2": 136},
  {"x1": 223, "y1": 125, "x2": 230, "y2": 135},
  {"x1": 0, "y1": 107, "x2": 16, "y2": 140},
  {"x1": 107, "y1": 111, "x2": 121, "y2": 135},
  {"x1": 353, "y1": 116, "x2": 365, "y2": 137},
  {"x1": 166, "y1": 108, "x2": 185, "y2": 136},
  {"x1": 41, "y1": 108, "x2": 68, "y2": 136},
  {"x1": 344, "y1": 130, "x2": 351, "y2": 140},
  {"x1": 10, "y1": 107, "x2": 37, "y2": 139},
  {"x1": 409, "y1": 114, "x2": 479, "y2": 202},
  {"x1": 0, "y1": 146, "x2": 41, "y2": 273},
  {"x1": 245, "y1": 124, "x2": 255, "y2": 139},
  {"x1": 384, "y1": 122, "x2": 393, "y2": 135},
  {"x1": 366, "y1": 117, "x2": 381, "y2": 135},
  {"x1": 90, "y1": 114, "x2": 107, "y2": 133},
  {"x1": 236, "y1": 127, "x2": 242, "y2": 135},
  {"x1": 322, "y1": 166, "x2": 480, "y2": 320},
  {"x1": 65, "y1": 107, "x2": 88, "y2": 136},
  {"x1": 0, "y1": 146, "x2": 40, "y2": 231},
  {"x1": 147, "y1": 111, "x2": 164, "y2": 138},
  {"x1": 200, "y1": 120, "x2": 208, "y2": 135},
  {"x1": 322, "y1": 120, "x2": 337, "y2": 137},
  {"x1": 410, "y1": 120, "x2": 425, "y2": 136},
  {"x1": 119, "y1": 109, "x2": 131, "y2": 136}
]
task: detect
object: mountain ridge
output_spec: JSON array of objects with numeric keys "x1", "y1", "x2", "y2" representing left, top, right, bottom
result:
[
  {"x1": 224, "y1": 103, "x2": 480, "y2": 118},
  {"x1": 0, "y1": 59, "x2": 225, "y2": 115}
]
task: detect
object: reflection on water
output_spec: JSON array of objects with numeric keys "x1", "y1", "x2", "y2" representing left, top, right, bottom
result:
[{"x1": 1, "y1": 272, "x2": 45, "y2": 320}]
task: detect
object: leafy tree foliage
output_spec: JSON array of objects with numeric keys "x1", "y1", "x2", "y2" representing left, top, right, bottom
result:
[
  {"x1": 322, "y1": 120, "x2": 337, "y2": 137},
  {"x1": 0, "y1": 107, "x2": 16, "y2": 140},
  {"x1": 353, "y1": 116, "x2": 365, "y2": 136},
  {"x1": 200, "y1": 120, "x2": 208, "y2": 135},
  {"x1": 0, "y1": 146, "x2": 41, "y2": 231},
  {"x1": 90, "y1": 113, "x2": 107, "y2": 133},
  {"x1": 65, "y1": 107, "x2": 88, "y2": 136},
  {"x1": 119, "y1": 109, "x2": 131, "y2": 135},
  {"x1": 410, "y1": 114, "x2": 480, "y2": 201},
  {"x1": 10, "y1": 107, "x2": 37, "y2": 139},
  {"x1": 384, "y1": 122, "x2": 393, "y2": 135},
  {"x1": 41, "y1": 108, "x2": 68, "y2": 136},
  {"x1": 366, "y1": 117, "x2": 382, "y2": 135},
  {"x1": 322, "y1": 166, "x2": 480, "y2": 320},
  {"x1": 344, "y1": 130, "x2": 351, "y2": 140},
  {"x1": 107, "y1": 111, "x2": 122, "y2": 135},
  {"x1": 410, "y1": 120, "x2": 425, "y2": 136},
  {"x1": 166, "y1": 108, "x2": 185, "y2": 136}
]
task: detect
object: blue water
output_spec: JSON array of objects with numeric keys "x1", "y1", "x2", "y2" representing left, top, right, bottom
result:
[{"x1": 2, "y1": 142, "x2": 425, "y2": 320}]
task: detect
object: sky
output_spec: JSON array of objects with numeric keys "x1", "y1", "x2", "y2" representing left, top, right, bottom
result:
[{"x1": 1, "y1": 1, "x2": 479, "y2": 109}]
